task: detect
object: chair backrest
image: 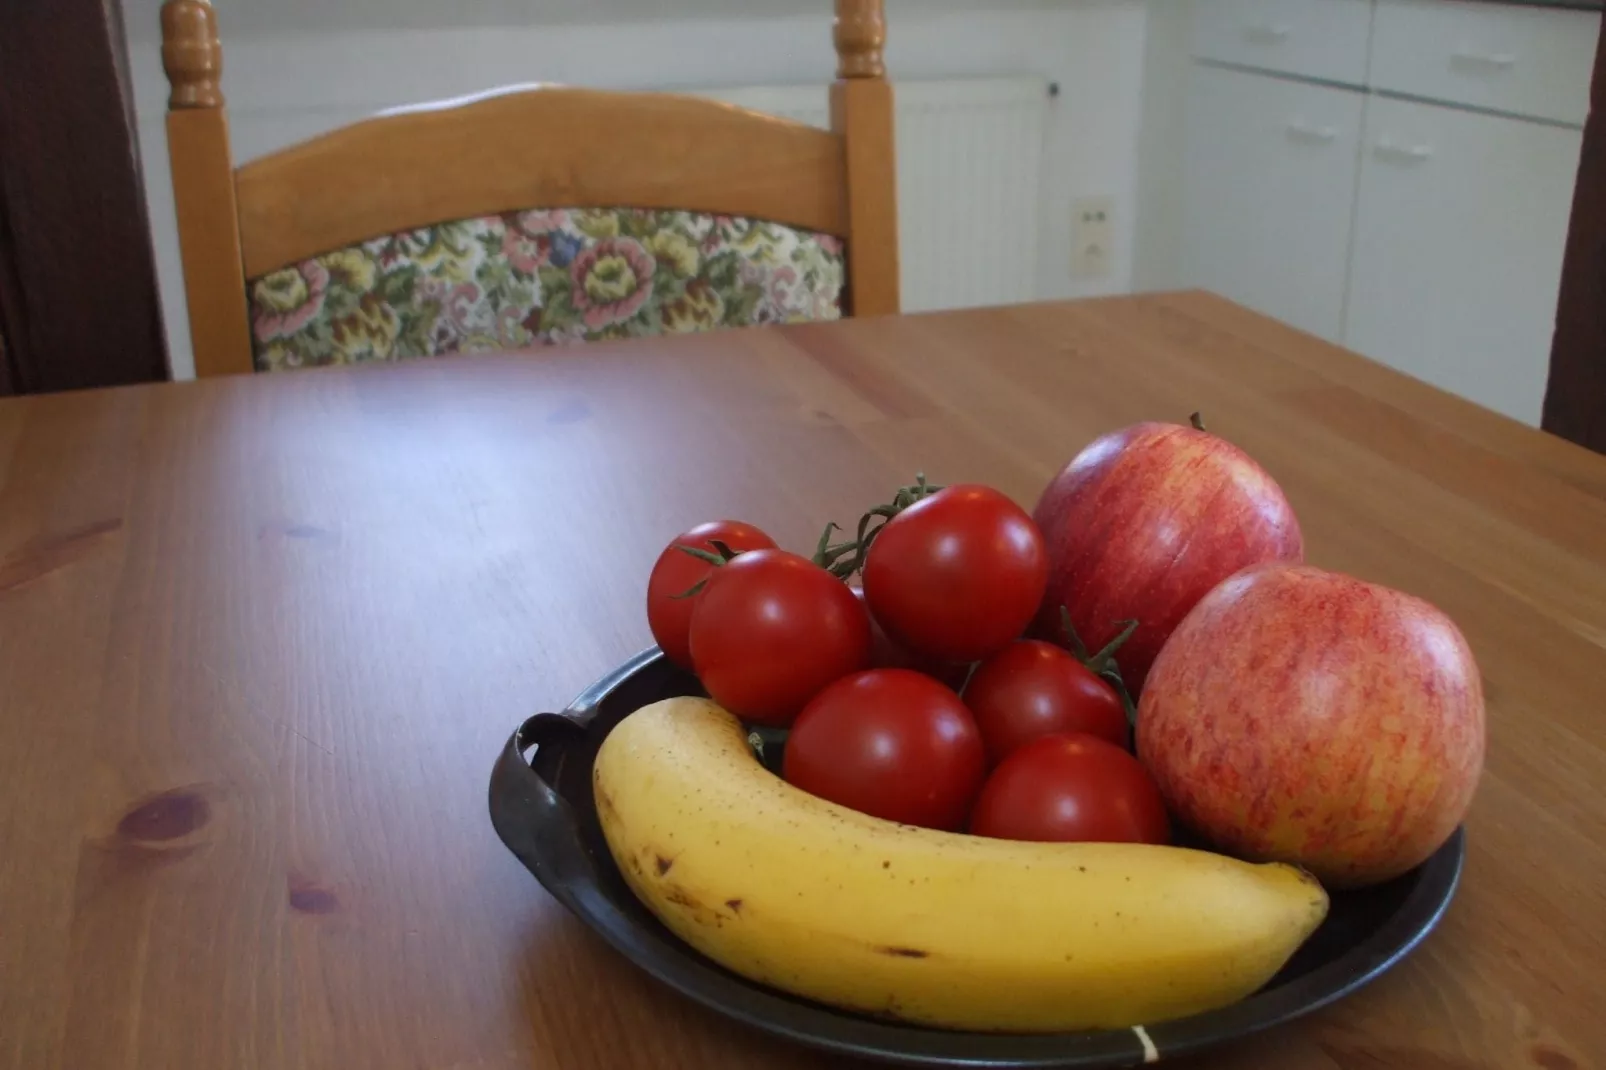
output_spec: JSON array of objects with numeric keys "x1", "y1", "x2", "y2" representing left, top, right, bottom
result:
[{"x1": 160, "y1": 0, "x2": 899, "y2": 378}]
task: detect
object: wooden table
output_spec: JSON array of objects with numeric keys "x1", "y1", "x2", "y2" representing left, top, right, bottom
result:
[{"x1": 2, "y1": 292, "x2": 1602, "y2": 1069}]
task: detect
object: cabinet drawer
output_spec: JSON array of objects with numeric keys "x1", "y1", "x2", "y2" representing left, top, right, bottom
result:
[
  {"x1": 1371, "y1": 0, "x2": 1599, "y2": 126},
  {"x1": 1192, "y1": 0, "x2": 1373, "y2": 86},
  {"x1": 1345, "y1": 96, "x2": 1582, "y2": 424},
  {"x1": 1182, "y1": 66, "x2": 1364, "y2": 342}
]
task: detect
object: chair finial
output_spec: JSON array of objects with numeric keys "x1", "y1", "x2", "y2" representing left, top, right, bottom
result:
[
  {"x1": 834, "y1": 0, "x2": 886, "y2": 80},
  {"x1": 162, "y1": 0, "x2": 223, "y2": 109}
]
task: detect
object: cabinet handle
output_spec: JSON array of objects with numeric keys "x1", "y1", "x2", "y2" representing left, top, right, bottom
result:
[
  {"x1": 1242, "y1": 22, "x2": 1292, "y2": 44},
  {"x1": 1286, "y1": 120, "x2": 1338, "y2": 143},
  {"x1": 1374, "y1": 139, "x2": 1434, "y2": 164},
  {"x1": 1450, "y1": 48, "x2": 1517, "y2": 71}
]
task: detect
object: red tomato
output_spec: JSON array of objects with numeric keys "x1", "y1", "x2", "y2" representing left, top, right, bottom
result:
[
  {"x1": 850, "y1": 585, "x2": 970, "y2": 690},
  {"x1": 862, "y1": 485, "x2": 1047, "y2": 663},
  {"x1": 689, "y1": 549, "x2": 870, "y2": 726},
  {"x1": 969, "y1": 734, "x2": 1169, "y2": 844},
  {"x1": 784, "y1": 669, "x2": 986, "y2": 830},
  {"x1": 965, "y1": 640, "x2": 1128, "y2": 764},
  {"x1": 647, "y1": 521, "x2": 776, "y2": 667}
]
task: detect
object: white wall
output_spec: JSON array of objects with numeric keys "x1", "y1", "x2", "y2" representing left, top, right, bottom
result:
[
  {"x1": 122, "y1": 0, "x2": 1147, "y2": 379},
  {"x1": 1132, "y1": 0, "x2": 1190, "y2": 292}
]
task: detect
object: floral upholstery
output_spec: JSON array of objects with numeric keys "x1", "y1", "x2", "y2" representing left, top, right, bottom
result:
[{"x1": 246, "y1": 208, "x2": 845, "y2": 372}]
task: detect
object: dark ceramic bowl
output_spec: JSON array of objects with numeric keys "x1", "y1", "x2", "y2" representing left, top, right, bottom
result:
[{"x1": 488, "y1": 648, "x2": 1464, "y2": 1068}]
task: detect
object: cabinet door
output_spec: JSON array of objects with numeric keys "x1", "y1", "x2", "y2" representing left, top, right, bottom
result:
[
  {"x1": 1182, "y1": 65, "x2": 1364, "y2": 342},
  {"x1": 1344, "y1": 96, "x2": 1582, "y2": 425},
  {"x1": 1192, "y1": 0, "x2": 1373, "y2": 87},
  {"x1": 1371, "y1": 0, "x2": 1598, "y2": 127}
]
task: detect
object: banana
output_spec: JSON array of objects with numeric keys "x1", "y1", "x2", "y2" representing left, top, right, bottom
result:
[{"x1": 593, "y1": 697, "x2": 1329, "y2": 1033}]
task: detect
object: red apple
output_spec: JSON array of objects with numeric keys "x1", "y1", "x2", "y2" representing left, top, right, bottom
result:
[
  {"x1": 1033, "y1": 419, "x2": 1303, "y2": 693},
  {"x1": 1137, "y1": 563, "x2": 1485, "y2": 888}
]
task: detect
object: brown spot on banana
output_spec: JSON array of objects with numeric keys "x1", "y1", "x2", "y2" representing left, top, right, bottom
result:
[
  {"x1": 724, "y1": 898, "x2": 743, "y2": 914},
  {"x1": 876, "y1": 946, "x2": 930, "y2": 958},
  {"x1": 664, "y1": 888, "x2": 701, "y2": 910},
  {"x1": 657, "y1": 883, "x2": 731, "y2": 930},
  {"x1": 654, "y1": 854, "x2": 674, "y2": 875}
]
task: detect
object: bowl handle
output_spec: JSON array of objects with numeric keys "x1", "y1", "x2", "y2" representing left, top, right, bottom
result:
[{"x1": 488, "y1": 712, "x2": 594, "y2": 897}]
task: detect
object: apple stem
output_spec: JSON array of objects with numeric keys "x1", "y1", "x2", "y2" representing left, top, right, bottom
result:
[{"x1": 1190, "y1": 411, "x2": 1207, "y2": 432}]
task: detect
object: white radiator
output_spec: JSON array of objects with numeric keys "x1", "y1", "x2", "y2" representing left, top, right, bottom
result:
[{"x1": 700, "y1": 78, "x2": 1050, "y2": 313}]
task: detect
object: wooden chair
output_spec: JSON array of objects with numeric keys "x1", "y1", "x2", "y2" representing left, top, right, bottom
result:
[{"x1": 160, "y1": 0, "x2": 898, "y2": 378}]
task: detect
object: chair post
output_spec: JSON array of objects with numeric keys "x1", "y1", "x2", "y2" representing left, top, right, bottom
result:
[
  {"x1": 162, "y1": 0, "x2": 254, "y2": 377},
  {"x1": 830, "y1": 0, "x2": 900, "y2": 317}
]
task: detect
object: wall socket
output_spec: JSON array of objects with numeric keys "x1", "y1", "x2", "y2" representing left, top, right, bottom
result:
[{"x1": 1072, "y1": 196, "x2": 1115, "y2": 279}]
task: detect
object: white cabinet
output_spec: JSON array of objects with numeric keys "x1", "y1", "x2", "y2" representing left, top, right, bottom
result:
[
  {"x1": 1370, "y1": 0, "x2": 1598, "y2": 126},
  {"x1": 1174, "y1": 0, "x2": 1598, "y2": 425},
  {"x1": 1343, "y1": 96, "x2": 1582, "y2": 424},
  {"x1": 1182, "y1": 65, "x2": 1364, "y2": 342},
  {"x1": 1192, "y1": 0, "x2": 1374, "y2": 86}
]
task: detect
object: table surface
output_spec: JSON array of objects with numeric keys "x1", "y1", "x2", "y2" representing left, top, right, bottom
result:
[{"x1": 2, "y1": 292, "x2": 1603, "y2": 1070}]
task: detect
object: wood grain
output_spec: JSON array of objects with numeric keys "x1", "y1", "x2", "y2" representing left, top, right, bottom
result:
[
  {"x1": 234, "y1": 89, "x2": 850, "y2": 279},
  {"x1": 831, "y1": 0, "x2": 899, "y2": 318},
  {"x1": 2, "y1": 292, "x2": 1604, "y2": 1069},
  {"x1": 830, "y1": 78, "x2": 900, "y2": 319},
  {"x1": 167, "y1": 107, "x2": 253, "y2": 379},
  {"x1": 162, "y1": 0, "x2": 253, "y2": 380}
]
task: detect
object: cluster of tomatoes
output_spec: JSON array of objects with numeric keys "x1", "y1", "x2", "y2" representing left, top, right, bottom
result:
[{"x1": 645, "y1": 481, "x2": 1169, "y2": 845}]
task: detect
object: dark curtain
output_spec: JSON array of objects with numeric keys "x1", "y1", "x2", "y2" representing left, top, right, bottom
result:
[
  {"x1": 0, "y1": 0, "x2": 169, "y2": 393},
  {"x1": 1544, "y1": 17, "x2": 1606, "y2": 453}
]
